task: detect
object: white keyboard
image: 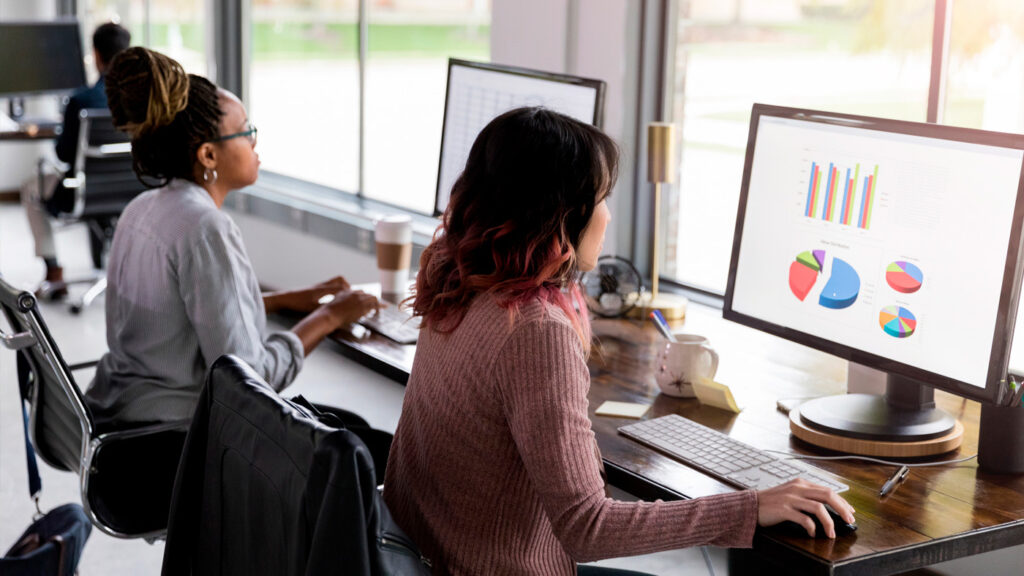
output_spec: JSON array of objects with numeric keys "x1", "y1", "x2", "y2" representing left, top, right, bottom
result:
[
  {"x1": 618, "y1": 414, "x2": 848, "y2": 493},
  {"x1": 359, "y1": 305, "x2": 420, "y2": 344}
]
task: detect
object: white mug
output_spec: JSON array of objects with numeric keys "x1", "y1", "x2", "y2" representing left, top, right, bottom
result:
[
  {"x1": 655, "y1": 334, "x2": 719, "y2": 398},
  {"x1": 375, "y1": 215, "x2": 413, "y2": 296}
]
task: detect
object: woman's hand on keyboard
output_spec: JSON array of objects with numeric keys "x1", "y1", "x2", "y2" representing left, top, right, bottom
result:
[
  {"x1": 324, "y1": 289, "x2": 382, "y2": 327},
  {"x1": 263, "y1": 276, "x2": 352, "y2": 314},
  {"x1": 756, "y1": 478, "x2": 855, "y2": 538}
]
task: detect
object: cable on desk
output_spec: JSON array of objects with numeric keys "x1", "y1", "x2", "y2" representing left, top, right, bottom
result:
[{"x1": 763, "y1": 449, "x2": 978, "y2": 468}]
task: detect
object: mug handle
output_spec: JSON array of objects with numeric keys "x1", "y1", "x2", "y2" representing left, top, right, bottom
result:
[{"x1": 702, "y1": 345, "x2": 719, "y2": 379}]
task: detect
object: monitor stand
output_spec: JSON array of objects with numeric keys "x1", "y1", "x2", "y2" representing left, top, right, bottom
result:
[{"x1": 789, "y1": 374, "x2": 964, "y2": 457}]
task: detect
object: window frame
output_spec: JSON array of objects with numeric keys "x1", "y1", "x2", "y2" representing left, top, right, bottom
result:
[{"x1": 650, "y1": 0, "x2": 954, "y2": 300}]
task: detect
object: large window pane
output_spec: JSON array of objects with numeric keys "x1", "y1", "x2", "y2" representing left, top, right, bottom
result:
[
  {"x1": 83, "y1": 0, "x2": 207, "y2": 78},
  {"x1": 943, "y1": 0, "x2": 1024, "y2": 131},
  {"x1": 666, "y1": 0, "x2": 933, "y2": 293},
  {"x1": 364, "y1": 0, "x2": 490, "y2": 214},
  {"x1": 249, "y1": 0, "x2": 360, "y2": 193}
]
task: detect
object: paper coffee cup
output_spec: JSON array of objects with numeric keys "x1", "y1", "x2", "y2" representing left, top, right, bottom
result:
[{"x1": 376, "y1": 215, "x2": 413, "y2": 295}]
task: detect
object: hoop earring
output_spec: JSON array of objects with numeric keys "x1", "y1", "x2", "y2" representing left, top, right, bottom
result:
[{"x1": 203, "y1": 168, "x2": 218, "y2": 184}]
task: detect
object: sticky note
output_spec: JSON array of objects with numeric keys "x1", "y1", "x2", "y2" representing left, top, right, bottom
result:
[
  {"x1": 595, "y1": 401, "x2": 651, "y2": 419},
  {"x1": 693, "y1": 377, "x2": 743, "y2": 413}
]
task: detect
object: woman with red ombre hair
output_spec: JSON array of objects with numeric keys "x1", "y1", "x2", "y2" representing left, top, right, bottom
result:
[{"x1": 383, "y1": 107, "x2": 854, "y2": 575}]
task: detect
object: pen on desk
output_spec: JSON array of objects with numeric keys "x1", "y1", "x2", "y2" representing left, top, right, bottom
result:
[
  {"x1": 649, "y1": 310, "x2": 677, "y2": 343},
  {"x1": 879, "y1": 465, "x2": 910, "y2": 498}
]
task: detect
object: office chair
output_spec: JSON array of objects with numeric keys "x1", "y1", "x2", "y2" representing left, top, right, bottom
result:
[
  {"x1": 161, "y1": 355, "x2": 428, "y2": 576},
  {"x1": 0, "y1": 275, "x2": 188, "y2": 541},
  {"x1": 36, "y1": 107, "x2": 146, "y2": 313}
]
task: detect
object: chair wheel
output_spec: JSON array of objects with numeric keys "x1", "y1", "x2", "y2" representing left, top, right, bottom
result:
[{"x1": 70, "y1": 304, "x2": 83, "y2": 315}]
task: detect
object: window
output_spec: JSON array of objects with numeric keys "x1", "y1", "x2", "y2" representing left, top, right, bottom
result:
[
  {"x1": 248, "y1": 0, "x2": 360, "y2": 194},
  {"x1": 664, "y1": 1, "x2": 934, "y2": 293},
  {"x1": 943, "y1": 0, "x2": 1024, "y2": 131},
  {"x1": 82, "y1": 0, "x2": 208, "y2": 79},
  {"x1": 363, "y1": 0, "x2": 490, "y2": 213},
  {"x1": 248, "y1": 0, "x2": 491, "y2": 213}
]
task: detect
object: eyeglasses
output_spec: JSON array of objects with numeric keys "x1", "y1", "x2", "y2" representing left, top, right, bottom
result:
[{"x1": 214, "y1": 121, "x2": 257, "y2": 146}]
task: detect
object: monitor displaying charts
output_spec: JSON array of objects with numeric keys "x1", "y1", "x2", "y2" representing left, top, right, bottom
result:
[
  {"x1": 725, "y1": 104, "x2": 1024, "y2": 404},
  {"x1": 434, "y1": 59, "x2": 605, "y2": 216}
]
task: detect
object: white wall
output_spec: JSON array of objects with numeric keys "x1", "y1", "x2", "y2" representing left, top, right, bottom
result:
[{"x1": 231, "y1": 211, "x2": 378, "y2": 290}]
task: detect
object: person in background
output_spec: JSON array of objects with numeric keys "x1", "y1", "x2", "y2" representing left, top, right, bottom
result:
[
  {"x1": 19, "y1": 22, "x2": 131, "y2": 298},
  {"x1": 84, "y1": 46, "x2": 379, "y2": 428},
  {"x1": 383, "y1": 107, "x2": 856, "y2": 575}
]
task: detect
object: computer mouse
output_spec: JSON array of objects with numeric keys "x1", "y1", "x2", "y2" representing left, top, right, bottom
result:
[{"x1": 778, "y1": 505, "x2": 857, "y2": 538}]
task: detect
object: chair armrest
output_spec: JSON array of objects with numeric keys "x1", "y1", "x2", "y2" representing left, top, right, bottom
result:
[
  {"x1": 67, "y1": 360, "x2": 100, "y2": 372},
  {"x1": 95, "y1": 420, "x2": 191, "y2": 444}
]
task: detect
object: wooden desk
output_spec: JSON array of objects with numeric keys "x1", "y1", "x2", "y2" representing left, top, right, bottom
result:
[
  {"x1": 329, "y1": 301, "x2": 1024, "y2": 575},
  {"x1": 0, "y1": 124, "x2": 60, "y2": 141}
]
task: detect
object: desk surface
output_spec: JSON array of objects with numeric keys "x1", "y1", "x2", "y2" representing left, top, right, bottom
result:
[
  {"x1": 329, "y1": 300, "x2": 1024, "y2": 576},
  {"x1": 0, "y1": 122, "x2": 60, "y2": 141}
]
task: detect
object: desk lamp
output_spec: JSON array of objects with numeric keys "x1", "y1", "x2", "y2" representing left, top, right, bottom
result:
[{"x1": 632, "y1": 122, "x2": 688, "y2": 320}]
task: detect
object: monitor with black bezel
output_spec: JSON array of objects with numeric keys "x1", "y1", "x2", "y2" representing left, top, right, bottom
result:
[{"x1": 724, "y1": 103, "x2": 1024, "y2": 448}]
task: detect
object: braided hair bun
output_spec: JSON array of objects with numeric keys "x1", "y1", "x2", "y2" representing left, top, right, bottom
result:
[{"x1": 105, "y1": 47, "x2": 223, "y2": 186}]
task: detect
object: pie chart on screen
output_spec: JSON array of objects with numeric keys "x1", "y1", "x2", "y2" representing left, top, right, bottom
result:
[
  {"x1": 788, "y1": 250, "x2": 860, "y2": 309},
  {"x1": 880, "y1": 305, "x2": 916, "y2": 338},
  {"x1": 886, "y1": 261, "x2": 923, "y2": 294}
]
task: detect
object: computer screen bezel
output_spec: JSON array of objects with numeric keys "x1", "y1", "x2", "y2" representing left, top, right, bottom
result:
[
  {"x1": 433, "y1": 58, "x2": 607, "y2": 217},
  {"x1": 723, "y1": 103, "x2": 1024, "y2": 406},
  {"x1": 0, "y1": 20, "x2": 86, "y2": 98}
]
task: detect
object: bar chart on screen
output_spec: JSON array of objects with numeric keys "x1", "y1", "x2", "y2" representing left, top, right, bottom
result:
[{"x1": 803, "y1": 159, "x2": 880, "y2": 229}]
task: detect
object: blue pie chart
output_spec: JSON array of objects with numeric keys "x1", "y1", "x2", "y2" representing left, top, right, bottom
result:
[{"x1": 819, "y1": 258, "x2": 860, "y2": 309}]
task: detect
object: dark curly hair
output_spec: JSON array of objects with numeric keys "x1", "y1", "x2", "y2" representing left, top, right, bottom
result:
[
  {"x1": 412, "y1": 107, "x2": 619, "y2": 344},
  {"x1": 104, "y1": 46, "x2": 222, "y2": 186}
]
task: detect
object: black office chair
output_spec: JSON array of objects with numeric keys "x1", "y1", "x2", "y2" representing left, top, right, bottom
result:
[
  {"x1": 0, "y1": 275, "x2": 188, "y2": 541},
  {"x1": 36, "y1": 107, "x2": 147, "y2": 313},
  {"x1": 161, "y1": 355, "x2": 428, "y2": 576}
]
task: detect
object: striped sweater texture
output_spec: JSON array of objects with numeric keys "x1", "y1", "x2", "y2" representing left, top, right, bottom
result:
[{"x1": 383, "y1": 294, "x2": 757, "y2": 575}]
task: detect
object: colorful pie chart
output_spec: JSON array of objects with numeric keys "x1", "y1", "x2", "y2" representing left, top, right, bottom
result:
[
  {"x1": 886, "y1": 261, "x2": 923, "y2": 294},
  {"x1": 788, "y1": 250, "x2": 861, "y2": 309},
  {"x1": 879, "y1": 305, "x2": 916, "y2": 338}
]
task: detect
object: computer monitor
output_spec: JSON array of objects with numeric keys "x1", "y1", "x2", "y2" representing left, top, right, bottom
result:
[
  {"x1": 724, "y1": 104, "x2": 1024, "y2": 446},
  {"x1": 0, "y1": 21, "x2": 86, "y2": 98},
  {"x1": 434, "y1": 58, "x2": 606, "y2": 216}
]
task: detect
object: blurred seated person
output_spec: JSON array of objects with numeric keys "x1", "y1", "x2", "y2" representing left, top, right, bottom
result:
[
  {"x1": 84, "y1": 47, "x2": 379, "y2": 429},
  {"x1": 19, "y1": 22, "x2": 131, "y2": 298}
]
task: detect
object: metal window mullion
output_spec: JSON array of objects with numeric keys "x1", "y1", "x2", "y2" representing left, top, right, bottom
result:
[
  {"x1": 631, "y1": 0, "x2": 670, "y2": 281},
  {"x1": 927, "y1": 0, "x2": 952, "y2": 124},
  {"x1": 358, "y1": 0, "x2": 368, "y2": 199},
  {"x1": 143, "y1": 0, "x2": 152, "y2": 48}
]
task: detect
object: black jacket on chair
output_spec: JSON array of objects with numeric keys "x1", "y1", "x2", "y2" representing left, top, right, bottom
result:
[{"x1": 161, "y1": 355, "x2": 427, "y2": 576}]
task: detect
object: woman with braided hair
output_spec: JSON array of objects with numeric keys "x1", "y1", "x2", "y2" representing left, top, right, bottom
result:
[{"x1": 84, "y1": 47, "x2": 379, "y2": 427}]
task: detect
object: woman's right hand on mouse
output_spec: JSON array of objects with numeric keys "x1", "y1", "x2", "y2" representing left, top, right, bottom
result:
[
  {"x1": 323, "y1": 289, "x2": 381, "y2": 326},
  {"x1": 756, "y1": 478, "x2": 855, "y2": 538}
]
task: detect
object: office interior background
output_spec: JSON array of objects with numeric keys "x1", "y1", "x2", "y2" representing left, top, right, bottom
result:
[{"x1": 3, "y1": 0, "x2": 1024, "y2": 574}]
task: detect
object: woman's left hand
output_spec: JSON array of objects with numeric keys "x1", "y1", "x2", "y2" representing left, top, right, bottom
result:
[{"x1": 265, "y1": 276, "x2": 351, "y2": 314}]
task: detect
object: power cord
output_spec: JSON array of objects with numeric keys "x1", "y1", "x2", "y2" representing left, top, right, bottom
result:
[{"x1": 762, "y1": 450, "x2": 978, "y2": 468}]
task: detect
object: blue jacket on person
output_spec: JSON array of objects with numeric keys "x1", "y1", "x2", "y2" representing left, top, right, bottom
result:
[{"x1": 55, "y1": 76, "x2": 108, "y2": 165}]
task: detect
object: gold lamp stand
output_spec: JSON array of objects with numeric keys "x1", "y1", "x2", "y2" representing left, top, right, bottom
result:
[{"x1": 630, "y1": 122, "x2": 688, "y2": 321}]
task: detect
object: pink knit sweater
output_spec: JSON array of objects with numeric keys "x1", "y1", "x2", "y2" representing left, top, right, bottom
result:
[{"x1": 383, "y1": 294, "x2": 758, "y2": 575}]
